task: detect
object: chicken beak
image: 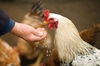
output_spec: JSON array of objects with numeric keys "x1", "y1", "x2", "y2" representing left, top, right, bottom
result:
[{"x1": 43, "y1": 21, "x2": 48, "y2": 25}]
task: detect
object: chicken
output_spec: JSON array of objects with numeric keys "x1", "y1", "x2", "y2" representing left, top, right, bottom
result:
[
  {"x1": 80, "y1": 24, "x2": 100, "y2": 46},
  {"x1": 42, "y1": 23, "x2": 100, "y2": 66},
  {"x1": 15, "y1": 0, "x2": 52, "y2": 65},
  {"x1": 0, "y1": 38, "x2": 20, "y2": 66},
  {"x1": 43, "y1": 9, "x2": 100, "y2": 66}
]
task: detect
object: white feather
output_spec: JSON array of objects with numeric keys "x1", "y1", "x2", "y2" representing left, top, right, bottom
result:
[
  {"x1": 49, "y1": 13, "x2": 100, "y2": 66},
  {"x1": 72, "y1": 49, "x2": 100, "y2": 66}
]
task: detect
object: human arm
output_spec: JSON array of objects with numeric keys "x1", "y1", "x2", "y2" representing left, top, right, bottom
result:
[
  {"x1": 0, "y1": 9, "x2": 15, "y2": 36},
  {"x1": 0, "y1": 9, "x2": 47, "y2": 42},
  {"x1": 10, "y1": 22, "x2": 47, "y2": 42}
]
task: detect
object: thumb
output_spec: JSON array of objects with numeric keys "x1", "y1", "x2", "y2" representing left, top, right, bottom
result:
[{"x1": 33, "y1": 30, "x2": 43, "y2": 37}]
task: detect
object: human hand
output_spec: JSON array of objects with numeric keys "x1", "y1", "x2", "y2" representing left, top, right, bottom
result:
[{"x1": 10, "y1": 22, "x2": 47, "y2": 42}]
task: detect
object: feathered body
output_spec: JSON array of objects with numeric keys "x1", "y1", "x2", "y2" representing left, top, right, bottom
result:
[
  {"x1": 0, "y1": 38, "x2": 20, "y2": 66},
  {"x1": 42, "y1": 24, "x2": 100, "y2": 66},
  {"x1": 42, "y1": 23, "x2": 100, "y2": 66},
  {"x1": 45, "y1": 12, "x2": 100, "y2": 66},
  {"x1": 16, "y1": 0, "x2": 52, "y2": 59},
  {"x1": 15, "y1": 1, "x2": 52, "y2": 66},
  {"x1": 80, "y1": 24, "x2": 100, "y2": 46}
]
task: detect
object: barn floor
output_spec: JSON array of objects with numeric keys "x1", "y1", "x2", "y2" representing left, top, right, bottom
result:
[{"x1": 0, "y1": 0, "x2": 100, "y2": 65}]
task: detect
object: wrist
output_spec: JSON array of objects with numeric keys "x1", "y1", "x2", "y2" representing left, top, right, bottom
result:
[
  {"x1": 10, "y1": 22, "x2": 20, "y2": 36},
  {"x1": 0, "y1": 18, "x2": 15, "y2": 36}
]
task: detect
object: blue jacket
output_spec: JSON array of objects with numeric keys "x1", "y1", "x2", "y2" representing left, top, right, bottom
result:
[{"x1": 0, "y1": 9, "x2": 15, "y2": 36}]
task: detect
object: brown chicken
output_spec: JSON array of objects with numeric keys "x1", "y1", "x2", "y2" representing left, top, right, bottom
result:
[
  {"x1": 80, "y1": 24, "x2": 100, "y2": 46},
  {"x1": 0, "y1": 38, "x2": 20, "y2": 66},
  {"x1": 14, "y1": 0, "x2": 52, "y2": 66},
  {"x1": 42, "y1": 24, "x2": 100, "y2": 66}
]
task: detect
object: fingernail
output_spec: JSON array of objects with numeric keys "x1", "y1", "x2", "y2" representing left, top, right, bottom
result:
[
  {"x1": 38, "y1": 31, "x2": 43, "y2": 37},
  {"x1": 41, "y1": 28, "x2": 45, "y2": 30}
]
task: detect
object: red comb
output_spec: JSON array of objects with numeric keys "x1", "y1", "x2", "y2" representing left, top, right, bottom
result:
[
  {"x1": 44, "y1": 9, "x2": 58, "y2": 30},
  {"x1": 44, "y1": 9, "x2": 49, "y2": 21}
]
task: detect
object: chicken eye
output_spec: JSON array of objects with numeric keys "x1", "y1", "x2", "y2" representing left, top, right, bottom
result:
[
  {"x1": 49, "y1": 18, "x2": 54, "y2": 20},
  {"x1": 48, "y1": 18, "x2": 55, "y2": 23}
]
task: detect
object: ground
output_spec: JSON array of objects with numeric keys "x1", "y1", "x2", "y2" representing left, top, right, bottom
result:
[{"x1": 0, "y1": 0, "x2": 100, "y2": 64}]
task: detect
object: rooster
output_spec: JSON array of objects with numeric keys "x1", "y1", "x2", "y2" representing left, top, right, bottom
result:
[
  {"x1": 42, "y1": 23, "x2": 100, "y2": 66},
  {"x1": 0, "y1": 38, "x2": 20, "y2": 66},
  {"x1": 43, "y1": 9, "x2": 100, "y2": 66},
  {"x1": 15, "y1": 0, "x2": 52, "y2": 66}
]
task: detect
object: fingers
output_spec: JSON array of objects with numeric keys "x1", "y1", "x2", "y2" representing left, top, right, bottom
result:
[
  {"x1": 40, "y1": 29, "x2": 47, "y2": 39},
  {"x1": 37, "y1": 28, "x2": 45, "y2": 31},
  {"x1": 26, "y1": 34, "x2": 44, "y2": 42},
  {"x1": 11, "y1": 22, "x2": 47, "y2": 42},
  {"x1": 28, "y1": 28, "x2": 47, "y2": 42},
  {"x1": 37, "y1": 28, "x2": 47, "y2": 39},
  {"x1": 36, "y1": 28, "x2": 46, "y2": 37},
  {"x1": 37, "y1": 30, "x2": 43, "y2": 37},
  {"x1": 32, "y1": 28, "x2": 47, "y2": 37},
  {"x1": 32, "y1": 28, "x2": 43, "y2": 37}
]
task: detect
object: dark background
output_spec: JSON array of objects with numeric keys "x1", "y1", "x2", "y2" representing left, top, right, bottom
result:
[{"x1": 0, "y1": 0, "x2": 100, "y2": 48}]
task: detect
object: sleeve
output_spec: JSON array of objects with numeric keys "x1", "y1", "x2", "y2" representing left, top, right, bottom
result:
[{"x1": 0, "y1": 9, "x2": 15, "y2": 36}]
